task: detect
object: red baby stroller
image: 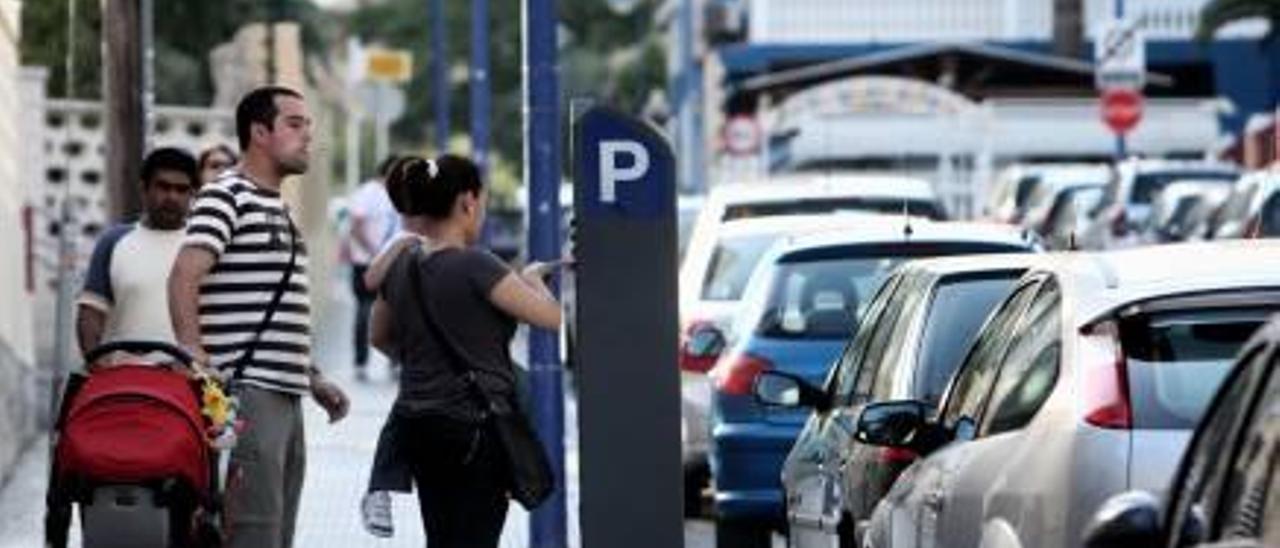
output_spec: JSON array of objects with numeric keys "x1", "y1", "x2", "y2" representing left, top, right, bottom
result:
[{"x1": 46, "y1": 341, "x2": 223, "y2": 548}]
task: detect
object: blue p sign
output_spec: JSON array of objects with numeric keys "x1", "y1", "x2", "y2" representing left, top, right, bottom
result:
[
  {"x1": 599, "y1": 140, "x2": 650, "y2": 204},
  {"x1": 577, "y1": 108, "x2": 674, "y2": 219}
]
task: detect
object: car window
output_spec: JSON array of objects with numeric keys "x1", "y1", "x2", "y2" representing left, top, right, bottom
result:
[
  {"x1": 1121, "y1": 307, "x2": 1275, "y2": 429},
  {"x1": 828, "y1": 274, "x2": 903, "y2": 406},
  {"x1": 1258, "y1": 191, "x2": 1280, "y2": 238},
  {"x1": 980, "y1": 282, "x2": 1062, "y2": 436},
  {"x1": 1130, "y1": 170, "x2": 1236, "y2": 205},
  {"x1": 700, "y1": 233, "x2": 782, "y2": 301},
  {"x1": 1166, "y1": 344, "x2": 1274, "y2": 548},
  {"x1": 723, "y1": 198, "x2": 944, "y2": 221},
  {"x1": 940, "y1": 279, "x2": 1042, "y2": 430},
  {"x1": 1214, "y1": 352, "x2": 1279, "y2": 541},
  {"x1": 858, "y1": 273, "x2": 933, "y2": 403},
  {"x1": 913, "y1": 273, "x2": 1021, "y2": 404}
]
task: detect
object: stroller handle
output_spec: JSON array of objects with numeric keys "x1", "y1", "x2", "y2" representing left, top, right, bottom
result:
[{"x1": 83, "y1": 340, "x2": 195, "y2": 369}]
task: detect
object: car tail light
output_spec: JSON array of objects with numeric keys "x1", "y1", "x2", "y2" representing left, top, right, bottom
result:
[
  {"x1": 1080, "y1": 321, "x2": 1132, "y2": 429},
  {"x1": 679, "y1": 320, "x2": 724, "y2": 374},
  {"x1": 877, "y1": 447, "x2": 918, "y2": 465},
  {"x1": 710, "y1": 353, "x2": 771, "y2": 396}
]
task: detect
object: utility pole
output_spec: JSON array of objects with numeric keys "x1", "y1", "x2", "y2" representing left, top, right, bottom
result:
[
  {"x1": 470, "y1": 0, "x2": 490, "y2": 174},
  {"x1": 103, "y1": 0, "x2": 147, "y2": 221},
  {"x1": 524, "y1": 0, "x2": 566, "y2": 546},
  {"x1": 1114, "y1": 0, "x2": 1127, "y2": 159},
  {"x1": 431, "y1": 0, "x2": 450, "y2": 152}
]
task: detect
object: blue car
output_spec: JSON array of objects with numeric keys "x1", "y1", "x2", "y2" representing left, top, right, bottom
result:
[{"x1": 705, "y1": 219, "x2": 1036, "y2": 547}]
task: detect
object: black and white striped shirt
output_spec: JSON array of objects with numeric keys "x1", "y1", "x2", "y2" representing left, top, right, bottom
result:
[{"x1": 185, "y1": 172, "x2": 312, "y2": 395}]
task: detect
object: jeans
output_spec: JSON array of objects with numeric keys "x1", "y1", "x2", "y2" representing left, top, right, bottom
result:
[
  {"x1": 351, "y1": 264, "x2": 376, "y2": 367},
  {"x1": 404, "y1": 414, "x2": 509, "y2": 548}
]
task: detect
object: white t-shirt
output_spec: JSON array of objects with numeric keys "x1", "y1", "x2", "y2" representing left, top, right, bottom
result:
[
  {"x1": 79, "y1": 222, "x2": 186, "y2": 347},
  {"x1": 348, "y1": 180, "x2": 400, "y2": 265}
]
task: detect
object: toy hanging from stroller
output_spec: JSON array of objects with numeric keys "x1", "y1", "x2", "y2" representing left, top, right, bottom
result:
[{"x1": 45, "y1": 340, "x2": 241, "y2": 548}]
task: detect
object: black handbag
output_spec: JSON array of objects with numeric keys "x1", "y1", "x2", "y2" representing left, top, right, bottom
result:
[{"x1": 405, "y1": 245, "x2": 555, "y2": 510}]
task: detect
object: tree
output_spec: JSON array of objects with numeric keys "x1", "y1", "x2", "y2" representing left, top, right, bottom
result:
[
  {"x1": 1196, "y1": 0, "x2": 1279, "y2": 42},
  {"x1": 22, "y1": 0, "x2": 337, "y2": 104},
  {"x1": 344, "y1": 0, "x2": 667, "y2": 175}
]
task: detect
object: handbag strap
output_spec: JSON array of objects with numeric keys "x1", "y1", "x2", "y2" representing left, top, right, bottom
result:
[
  {"x1": 404, "y1": 244, "x2": 498, "y2": 413},
  {"x1": 230, "y1": 216, "x2": 298, "y2": 381}
]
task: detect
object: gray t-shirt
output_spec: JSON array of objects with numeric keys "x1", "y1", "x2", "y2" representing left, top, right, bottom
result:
[{"x1": 382, "y1": 245, "x2": 516, "y2": 420}]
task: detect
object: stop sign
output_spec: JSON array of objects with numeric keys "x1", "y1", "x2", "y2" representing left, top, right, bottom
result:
[{"x1": 1101, "y1": 88, "x2": 1143, "y2": 134}]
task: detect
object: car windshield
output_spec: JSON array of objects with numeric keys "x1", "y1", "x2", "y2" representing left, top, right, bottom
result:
[
  {"x1": 915, "y1": 274, "x2": 1021, "y2": 403},
  {"x1": 724, "y1": 197, "x2": 945, "y2": 221},
  {"x1": 1131, "y1": 170, "x2": 1236, "y2": 205},
  {"x1": 700, "y1": 233, "x2": 782, "y2": 301},
  {"x1": 1121, "y1": 306, "x2": 1276, "y2": 429},
  {"x1": 751, "y1": 242, "x2": 1028, "y2": 340},
  {"x1": 1259, "y1": 191, "x2": 1280, "y2": 237}
]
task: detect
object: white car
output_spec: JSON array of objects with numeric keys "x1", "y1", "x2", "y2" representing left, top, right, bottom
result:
[
  {"x1": 861, "y1": 241, "x2": 1280, "y2": 548},
  {"x1": 1079, "y1": 158, "x2": 1237, "y2": 249}
]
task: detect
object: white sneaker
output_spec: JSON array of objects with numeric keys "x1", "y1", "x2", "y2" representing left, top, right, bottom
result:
[{"x1": 360, "y1": 491, "x2": 394, "y2": 538}]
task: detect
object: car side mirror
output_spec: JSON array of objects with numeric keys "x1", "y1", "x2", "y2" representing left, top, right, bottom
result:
[
  {"x1": 753, "y1": 371, "x2": 828, "y2": 411},
  {"x1": 1083, "y1": 491, "x2": 1162, "y2": 548},
  {"x1": 855, "y1": 400, "x2": 929, "y2": 448},
  {"x1": 679, "y1": 322, "x2": 726, "y2": 373}
]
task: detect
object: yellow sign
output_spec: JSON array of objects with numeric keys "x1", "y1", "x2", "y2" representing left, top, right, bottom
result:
[{"x1": 365, "y1": 48, "x2": 413, "y2": 83}]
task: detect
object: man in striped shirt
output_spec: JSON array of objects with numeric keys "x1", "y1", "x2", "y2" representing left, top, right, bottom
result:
[{"x1": 168, "y1": 86, "x2": 348, "y2": 548}]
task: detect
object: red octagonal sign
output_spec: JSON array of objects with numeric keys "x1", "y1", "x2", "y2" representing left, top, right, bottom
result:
[{"x1": 1101, "y1": 88, "x2": 1143, "y2": 134}]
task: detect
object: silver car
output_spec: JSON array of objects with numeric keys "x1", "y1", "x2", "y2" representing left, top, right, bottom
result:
[{"x1": 861, "y1": 241, "x2": 1280, "y2": 548}]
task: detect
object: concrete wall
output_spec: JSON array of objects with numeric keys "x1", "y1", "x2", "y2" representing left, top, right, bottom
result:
[{"x1": 0, "y1": 0, "x2": 39, "y2": 484}]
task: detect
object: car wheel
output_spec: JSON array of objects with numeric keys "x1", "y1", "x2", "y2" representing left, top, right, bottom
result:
[
  {"x1": 683, "y1": 461, "x2": 711, "y2": 518},
  {"x1": 715, "y1": 518, "x2": 771, "y2": 548}
]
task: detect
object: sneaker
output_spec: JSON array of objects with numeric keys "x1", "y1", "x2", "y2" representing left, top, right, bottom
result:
[{"x1": 360, "y1": 491, "x2": 394, "y2": 538}]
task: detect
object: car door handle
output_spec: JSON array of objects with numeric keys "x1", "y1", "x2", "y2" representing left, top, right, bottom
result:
[{"x1": 924, "y1": 490, "x2": 944, "y2": 511}]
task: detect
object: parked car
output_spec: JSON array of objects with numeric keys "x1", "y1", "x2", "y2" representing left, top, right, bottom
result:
[
  {"x1": 985, "y1": 163, "x2": 1106, "y2": 225},
  {"x1": 757, "y1": 253, "x2": 1040, "y2": 548},
  {"x1": 1018, "y1": 165, "x2": 1111, "y2": 233},
  {"x1": 1142, "y1": 180, "x2": 1232, "y2": 244},
  {"x1": 706, "y1": 219, "x2": 1036, "y2": 547},
  {"x1": 678, "y1": 213, "x2": 922, "y2": 515},
  {"x1": 1080, "y1": 159, "x2": 1237, "y2": 249},
  {"x1": 1036, "y1": 182, "x2": 1107, "y2": 250},
  {"x1": 1083, "y1": 315, "x2": 1280, "y2": 548},
  {"x1": 860, "y1": 241, "x2": 1280, "y2": 548},
  {"x1": 681, "y1": 174, "x2": 943, "y2": 322},
  {"x1": 1207, "y1": 169, "x2": 1280, "y2": 240}
]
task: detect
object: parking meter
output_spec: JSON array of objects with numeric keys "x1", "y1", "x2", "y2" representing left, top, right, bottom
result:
[{"x1": 572, "y1": 106, "x2": 682, "y2": 547}]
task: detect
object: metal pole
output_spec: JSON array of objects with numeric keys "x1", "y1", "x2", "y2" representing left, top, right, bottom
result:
[
  {"x1": 471, "y1": 0, "x2": 490, "y2": 174},
  {"x1": 676, "y1": 0, "x2": 693, "y2": 192},
  {"x1": 141, "y1": 0, "x2": 154, "y2": 151},
  {"x1": 375, "y1": 84, "x2": 389, "y2": 164},
  {"x1": 51, "y1": 0, "x2": 81, "y2": 434},
  {"x1": 431, "y1": 0, "x2": 450, "y2": 152},
  {"x1": 1114, "y1": 0, "x2": 1127, "y2": 160},
  {"x1": 524, "y1": 0, "x2": 566, "y2": 545}
]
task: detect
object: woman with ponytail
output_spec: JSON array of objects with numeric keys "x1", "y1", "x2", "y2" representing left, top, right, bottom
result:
[{"x1": 363, "y1": 154, "x2": 562, "y2": 546}]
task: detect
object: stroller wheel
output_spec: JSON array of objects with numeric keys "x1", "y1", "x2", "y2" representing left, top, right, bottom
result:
[{"x1": 80, "y1": 485, "x2": 171, "y2": 548}]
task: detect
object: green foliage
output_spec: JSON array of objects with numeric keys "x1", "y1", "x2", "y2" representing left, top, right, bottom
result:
[
  {"x1": 21, "y1": 0, "x2": 338, "y2": 104},
  {"x1": 344, "y1": 0, "x2": 668, "y2": 182},
  {"x1": 20, "y1": 0, "x2": 101, "y2": 99}
]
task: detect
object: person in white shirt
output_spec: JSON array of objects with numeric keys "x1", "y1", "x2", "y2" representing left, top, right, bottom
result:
[
  {"x1": 346, "y1": 155, "x2": 402, "y2": 379},
  {"x1": 77, "y1": 147, "x2": 200, "y2": 366}
]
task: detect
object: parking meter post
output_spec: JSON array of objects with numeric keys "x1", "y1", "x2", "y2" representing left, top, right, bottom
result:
[
  {"x1": 574, "y1": 107, "x2": 682, "y2": 547},
  {"x1": 525, "y1": 0, "x2": 568, "y2": 546}
]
